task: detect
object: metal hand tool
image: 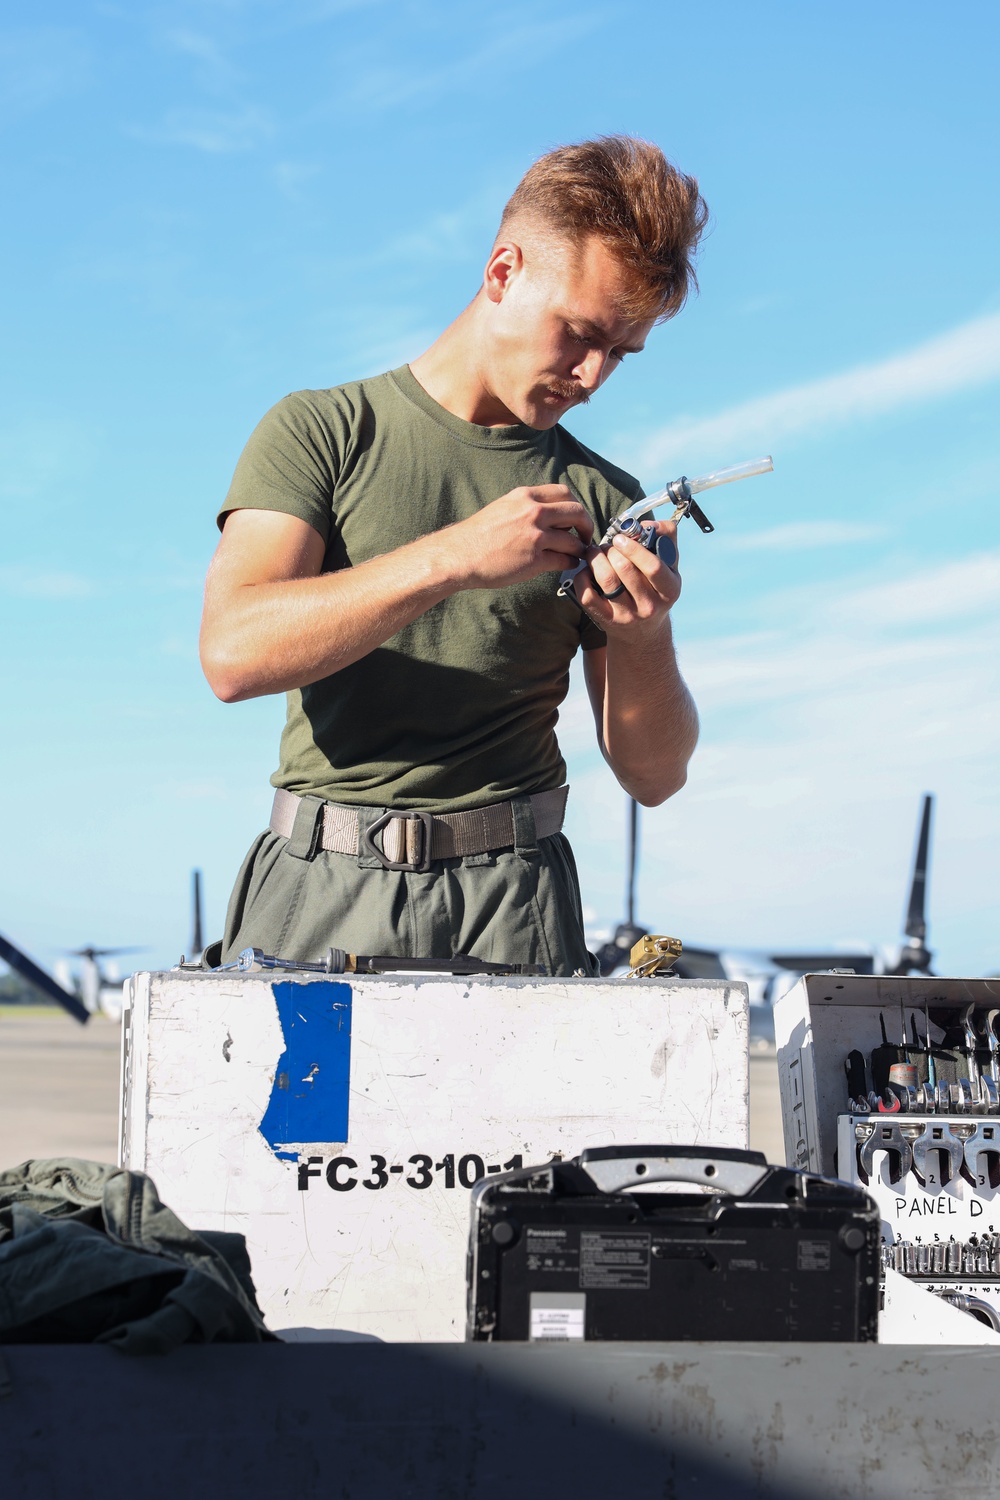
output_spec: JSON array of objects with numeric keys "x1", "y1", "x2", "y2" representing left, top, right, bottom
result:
[
  {"x1": 556, "y1": 455, "x2": 773, "y2": 601},
  {"x1": 937, "y1": 1292, "x2": 1000, "y2": 1331},
  {"x1": 845, "y1": 1050, "x2": 868, "y2": 1107},
  {"x1": 626, "y1": 933, "x2": 683, "y2": 977},
  {"x1": 912, "y1": 1121, "x2": 966, "y2": 1191},
  {"x1": 858, "y1": 1119, "x2": 916, "y2": 1182},
  {"x1": 217, "y1": 946, "x2": 546, "y2": 977},
  {"x1": 962, "y1": 1121, "x2": 1000, "y2": 1189}
]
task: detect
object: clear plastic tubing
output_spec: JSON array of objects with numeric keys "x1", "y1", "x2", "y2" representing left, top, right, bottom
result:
[{"x1": 619, "y1": 455, "x2": 773, "y2": 525}]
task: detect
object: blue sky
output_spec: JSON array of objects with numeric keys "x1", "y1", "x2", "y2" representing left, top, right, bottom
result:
[{"x1": 2, "y1": 0, "x2": 998, "y2": 978}]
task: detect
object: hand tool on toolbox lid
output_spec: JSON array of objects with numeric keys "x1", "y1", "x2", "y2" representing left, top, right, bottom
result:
[
  {"x1": 556, "y1": 455, "x2": 773, "y2": 601},
  {"x1": 217, "y1": 946, "x2": 546, "y2": 977},
  {"x1": 858, "y1": 1118, "x2": 915, "y2": 1182},
  {"x1": 626, "y1": 934, "x2": 683, "y2": 977},
  {"x1": 912, "y1": 1121, "x2": 966, "y2": 1191}
]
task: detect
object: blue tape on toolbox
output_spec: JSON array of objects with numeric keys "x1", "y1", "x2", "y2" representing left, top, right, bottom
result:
[{"x1": 259, "y1": 981, "x2": 352, "y2": 1161}]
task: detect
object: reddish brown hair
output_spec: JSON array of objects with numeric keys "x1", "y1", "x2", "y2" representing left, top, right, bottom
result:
[{"x1": 499, "y1": 135, "x2": 708, "y2": 322}]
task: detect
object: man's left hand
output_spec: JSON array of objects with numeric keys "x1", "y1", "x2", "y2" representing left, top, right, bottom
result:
[{"x1": 573, "y1": 518, "x2": 681, "y2": 635}]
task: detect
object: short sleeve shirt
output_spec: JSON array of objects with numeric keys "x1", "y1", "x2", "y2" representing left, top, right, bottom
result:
[{"x1": 220, "y1": 365, "x2": 643, "y2": 811}]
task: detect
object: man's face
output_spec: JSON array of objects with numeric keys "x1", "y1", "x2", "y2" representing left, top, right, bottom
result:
[{"x1": 483, "y1": 232, "x2": 654, "y2": 429}]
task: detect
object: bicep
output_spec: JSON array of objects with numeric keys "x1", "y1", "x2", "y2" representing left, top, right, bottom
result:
[{"x1": 206, "y1": 510, "x2": 328, "y2": 600}]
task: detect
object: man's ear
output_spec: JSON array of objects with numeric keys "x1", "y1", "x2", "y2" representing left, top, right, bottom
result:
[{"x1": 483, "y1": 241, "x2": 524, "y2": 305}]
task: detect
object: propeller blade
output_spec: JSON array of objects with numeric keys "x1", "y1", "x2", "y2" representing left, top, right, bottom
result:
[
  {"x1": 64, "y1": 946, "x2": 146, "y2": 959},
  {"x1": 192, "y1": 869, "x2": 204, "y2": 956},
  {"x1": 904, "y1": 794, "x2": 933, "y2": 942},
  {"x1": 0, "y1": 931, "x2": 89, "y2": 1025}
]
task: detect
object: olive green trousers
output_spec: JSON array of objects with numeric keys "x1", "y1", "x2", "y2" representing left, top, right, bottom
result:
[{"x1": 222, "y1": 794, "x2": 596, "y2": 978}]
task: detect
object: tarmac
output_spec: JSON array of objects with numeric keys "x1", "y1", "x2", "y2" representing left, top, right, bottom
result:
[{"x1": 0, "y1": 1004, "x2": 786, "y2": 1170}]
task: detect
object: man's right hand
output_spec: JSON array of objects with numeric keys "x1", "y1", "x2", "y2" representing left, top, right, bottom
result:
[
  {"x1": 438, "y1": 484, "x2": 593, "y2": 589},
  {"x1": 201, "y1": 487, "x2": 594, "y2": 702}
]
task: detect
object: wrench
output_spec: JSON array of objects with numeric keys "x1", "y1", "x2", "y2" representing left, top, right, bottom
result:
[
  {"x1": 962, "y1": 1121, "x2": 1000, "y2": 1189},
  {"x1": 912, "y1": 1122, "x2": 966, "y2": 1192},
  {"x1": 858, "y1": 1120, "x2": 915, "y2": 1183}
]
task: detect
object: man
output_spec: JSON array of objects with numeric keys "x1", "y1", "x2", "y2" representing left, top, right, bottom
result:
[{"x1": 201, "y1": 135, "x2": 706, "y2": 976}]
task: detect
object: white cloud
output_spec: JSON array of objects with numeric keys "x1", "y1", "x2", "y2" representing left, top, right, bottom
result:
[
  {"x1": 0, "y1": 567, "x2": 96, "y2": 600},
  {"x1": 345, "y1": 14, "x2": 604, "y2": 113},
  {"x1": 129, "y1": 103, "x2": 273, "y2": 153},
  {"x1": 0, "y1": 27, "x2": 90, "y2": 117},
  {"x1": 636, "y1": 310, "x2": 1000, "y2": 473},
  {"x1": 272, "y1": 160, "x2": 323, "y2": 201},
  {"x1": 719, "y1": 521, "x2": 886, "y2": 553}
]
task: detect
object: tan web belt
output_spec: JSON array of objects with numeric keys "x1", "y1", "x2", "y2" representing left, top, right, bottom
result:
[{"x1": 269, "y1": 785, "x2": 569, "y2": 873}]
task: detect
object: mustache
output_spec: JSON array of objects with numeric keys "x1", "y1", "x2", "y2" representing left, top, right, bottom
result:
[{"x1": 545, "y1": 379, "x2": 590, "y2": 405}]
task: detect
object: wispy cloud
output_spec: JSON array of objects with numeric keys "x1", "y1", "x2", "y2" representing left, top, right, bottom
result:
[
  {"x1": 272, "y1": 160, "x2": 323, "y2": 201},
  {"x1": 0, "y1": 420, "x2": 100, "y2": 501},
  {"x1": 344, "y1": 13, "x2": 604, "y2": 113},
  {"x1": 636, "y1": 310, "x2": 1000, "y2": 473},
  {"x1": 0, "y1": 27, "x2": 90, "y2": 117},
  {"x1": 371, "y1": 187, "x2": 501, "y2": 268},
  {"x1": 0, "y1": 567, "x2": 96, "y2": 601},
  {"x1": 129, "y1": 103, "x2": 273, "y2": 153},
  {"x1": 718, "y1": 520, "x2": 886, "y2": 553}
]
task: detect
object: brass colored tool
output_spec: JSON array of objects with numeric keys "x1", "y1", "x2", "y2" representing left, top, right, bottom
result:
[{"x1": 627, "y1": 934, "x2": 683, "y2": 978}]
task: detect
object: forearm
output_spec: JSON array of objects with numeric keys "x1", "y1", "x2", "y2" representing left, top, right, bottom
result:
[
  {"x1": 201, "y1": 532, "x2": 458, "y2": 702},
  {"x1": 600, "y1": 622, "x2": 699, "y2": 805}
]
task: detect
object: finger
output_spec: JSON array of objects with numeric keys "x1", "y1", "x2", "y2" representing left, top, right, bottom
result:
[
  {"x1": 586, "y1": 544, "x2": 620, "y2": 595},
  {"x1": 537, "y1": 501, "x2": 595, "y2": 544},
  {"x1": 610, "y1": 533, "x2": 677, "y2": 597},
  {"x1": 542, "y1": 528, "x2": 589, "y2": 559},
  {"x1": 651, "y1": 519, "x2": 680, "y2": 570},
  {"x1": 571, "y1": 576, "x2": 615, "y2": 624}
]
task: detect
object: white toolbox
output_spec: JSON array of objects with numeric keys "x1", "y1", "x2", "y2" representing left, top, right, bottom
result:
[
  {"x1": 120, "y1": 969, "x2": 749, "y2": 1342},
  {"x1": 774, "y1": 972, "x2": 1000, "y2": 1335}
]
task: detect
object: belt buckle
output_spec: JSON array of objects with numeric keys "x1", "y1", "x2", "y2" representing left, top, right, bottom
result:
[{"x1": 362, "y1": 810, "x2": 433, "y2": 873}]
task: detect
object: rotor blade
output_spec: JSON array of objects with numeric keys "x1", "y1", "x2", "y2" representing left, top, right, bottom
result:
[
  {"x1": 192, "y1": 869, "x2": 204, "y2": 956},
  {"x1": 625, "y1": 800, "x2": 638, "y2": 928},
  {"x1": 64, "y1": 946, "x2": 146, "y2": 958},
  {"x1": 904, "y1": 794, "x2": 933, "y2": 942},
  {"x1": 0, "y1": 932, "x2": 89, "y2": 1025}
]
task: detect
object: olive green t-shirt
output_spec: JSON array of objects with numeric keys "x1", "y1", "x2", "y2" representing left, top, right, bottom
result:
[{"x1": 220, "y1": 364, "x2": 642, "y2": 811}]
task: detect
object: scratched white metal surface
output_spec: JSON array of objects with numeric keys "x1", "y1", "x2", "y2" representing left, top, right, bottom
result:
[{"x1": 121, "y1": 971, "x2": 748, "y2": 1342}]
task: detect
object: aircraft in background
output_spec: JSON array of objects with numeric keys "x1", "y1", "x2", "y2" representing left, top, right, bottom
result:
[
  {"x1": 0, "y1": 868, "x2": 206, "y2": 1024},
  {"x1": 592, "y1": 794, "x2": 939, "y2": 1047}
]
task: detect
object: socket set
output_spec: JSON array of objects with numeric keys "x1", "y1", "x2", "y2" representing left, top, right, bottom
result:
[{"x1": 775, "y1": 974, "x2": 1000, "y2": 1337}]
